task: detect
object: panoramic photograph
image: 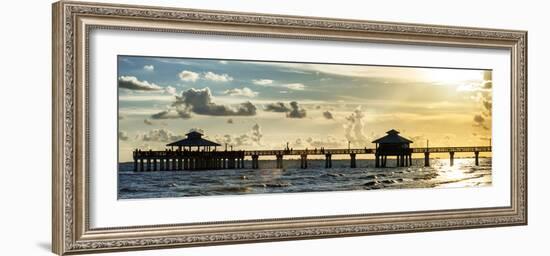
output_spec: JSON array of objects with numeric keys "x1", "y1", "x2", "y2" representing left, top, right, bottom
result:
[{"x1": 117, "y1": 55, "x2": 493, "y2": 199}]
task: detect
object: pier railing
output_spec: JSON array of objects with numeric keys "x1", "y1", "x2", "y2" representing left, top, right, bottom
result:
[
  {"x1": 411, "y1": 146, "x2": 492, "y2": 153},
  {"x1": 243, "y1": 146, "x2": 491, "y2": 156}
]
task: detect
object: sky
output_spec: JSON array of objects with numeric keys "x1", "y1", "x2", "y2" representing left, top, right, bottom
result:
[{"x1": 117, "y1": 55, "x2": 492, "y2": 162}]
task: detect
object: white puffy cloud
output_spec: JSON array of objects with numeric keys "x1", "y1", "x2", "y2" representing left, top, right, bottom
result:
[
  {"x1": 143, "y1": 65, "x2": 154, "y2": 71},
  {"x1": 118, "y1": 76, "x2": 162, "y2": 91},
  {"x1": 164, "y1": 86, "x2": 177, "y2": 96},
  {"x1": 223, "y1": 87, "x2": 259, "y2": 98},
  {"x1": 178, "y1": 70, "x2": 199, "y2": 82},
  {"x1": 203, "y1": 71, "x2": 233, "y2": 82}
]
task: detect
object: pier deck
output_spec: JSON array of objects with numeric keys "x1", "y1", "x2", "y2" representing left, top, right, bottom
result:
[{"x1": 131, "y1": 146, "x2": 491, "y2": 172}]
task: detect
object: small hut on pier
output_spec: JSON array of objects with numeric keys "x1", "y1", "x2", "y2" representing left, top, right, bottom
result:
[
  {"x1": 166, "y1": 130, "x2": 221, "y2": 151},
  {"x1": 372, "y1": 129, "x2": 413, "y2": 168}
]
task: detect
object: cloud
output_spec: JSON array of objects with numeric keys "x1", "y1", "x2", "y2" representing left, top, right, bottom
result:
[
  {"x1": 263, "y1": 101, "x2": 307, "y2": 118},
  {"x1": 144, "y1": 119, "x2": 153, "y2": 125},
  {"x1": 150, "y1": 109, "x2": 191, "y2": 120},
  {"x1": 223, "y1": 87, "x2": 259, "y2": 98},
  {"x1": 118, "y1": 131, "x2": 129, "y2": 141},
  {"x1": 214, "y1": 133, "x2": 249, "y2": 148},
  {"x1": 118, "y1": 76, "x2": 163, "y2": 91},
  {"x1": 287, "y1": 101, "x2": 307, "y2": 118},
  {"x1": 203, "y1": 71, "x2": 233, "y2": 82},
  {"x1": 251, "y1": 123, "x2": 263, "y2": 145},
  {"x1": 253, "y1": 79, "x2": 305, "y2": 90},
  {"x1": 264, "y1": 102, "x2": 291, "y2": 112},
  {"x1": 291, "y1": 138, "x2": 304, "y2": 148},
  {"x1": 473, "y1": 114, "x2": 489, "y2": 130},
  {"x1": 323, "y1": 111, "x2": 334, "y2": 119},
  {"x1": 282, "y1": 83, "x2": 305, "y2": 90},
  {"x1": 410, "y1": 134, "x2": 427, "y2": 143},
  {"x1": 473, "y1": 72, "x2": 492, "y2": 130},
  {"x1": 164, "y1": 86, "x2": 177, "y2": 96},
  {"x1": 474, "y1": 115, "x2": 485, "y2": 123},
  {"x1": 219, "y1": 60, "x2": 228, "y2": 64},
  {"x1": 252, "y1": 79, "x2": 274, "y2": 85},
  {"x1": 305, "y1": 136, "x2": 345, "y2": 148},
  {"x1": 482, "y1": 81, "x2": 492, "y2": 89},
  {"x1": 178, "y1": 70, "x2": 199, "y2": 82},
  {"x1": 173, "y1": 88, "x2": 256, "y2": 116},
  {"x1": 143, "y1": 65, "x2": 154, "y2": 71},
  {"x1": 138, "y1": 128, "x2": 184, "y2": 142},
  {"x1": 213, "y1": 124, "x2": 263, "y2": 148},
  {"x1": 343, "y1": 107, "x2": 370, "y2": 146}
]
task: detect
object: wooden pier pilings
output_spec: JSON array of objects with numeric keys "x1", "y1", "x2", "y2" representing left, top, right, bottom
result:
[{"x1": 133, "y1": 149, "x2": 245, "y2": 172}]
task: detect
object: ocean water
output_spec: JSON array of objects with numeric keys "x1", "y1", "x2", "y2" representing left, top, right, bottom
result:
[{"x1": 118, "y1": 157, "x2": 491, "y2": 199}]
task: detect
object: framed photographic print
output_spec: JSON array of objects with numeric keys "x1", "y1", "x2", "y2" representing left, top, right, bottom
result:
[{"x1": 52, "y1": 1, "x2": 527, "y2": 255}]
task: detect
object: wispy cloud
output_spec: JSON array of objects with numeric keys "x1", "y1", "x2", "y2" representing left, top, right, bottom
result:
[
  {"x1": 282, "y1": 83, "x2": 305, "y2": 90},
  {"x1": 151, "y1": 109, "x2": 191, "y2": 119},
  {"x1": 252, "y1": 79, "x2": 274, "y2": 85},
  {"x1": 254, "y1": 80, "x2": 305, "y2": 91}
]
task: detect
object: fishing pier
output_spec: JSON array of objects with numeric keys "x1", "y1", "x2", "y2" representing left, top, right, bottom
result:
[{"x1": 132, "y1": 130, "x2": 492, "y2": 172}]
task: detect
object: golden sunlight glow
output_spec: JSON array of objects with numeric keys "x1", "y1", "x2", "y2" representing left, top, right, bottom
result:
[{"x1": 421, "y1": 69, "x2": 485, "y2": 85}]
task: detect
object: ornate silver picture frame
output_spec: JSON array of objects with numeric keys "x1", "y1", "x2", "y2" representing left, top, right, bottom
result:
[{"x1": 52, "y1": 1, "x2": 527, "y2": 255}]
